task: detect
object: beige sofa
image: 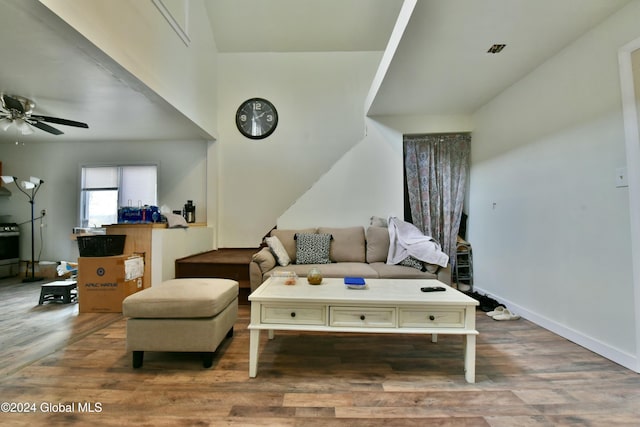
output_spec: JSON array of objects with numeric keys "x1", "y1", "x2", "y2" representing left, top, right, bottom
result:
[{"x1": 249, "y1": 226, "x2": 451, "y2": 292}]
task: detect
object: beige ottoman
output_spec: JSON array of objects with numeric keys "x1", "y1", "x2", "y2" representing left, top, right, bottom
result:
[{"x1": 122, "y1": 278, "x2": 238, "y2": 368}]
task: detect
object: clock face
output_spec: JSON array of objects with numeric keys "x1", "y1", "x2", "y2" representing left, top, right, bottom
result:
[{"x1": 235, "y1": 98, "x2": 278, "y2": 139}]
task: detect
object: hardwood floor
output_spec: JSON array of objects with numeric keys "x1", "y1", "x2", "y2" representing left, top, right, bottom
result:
[
  {"x1": 1, "y1": 276, "x2": 639, "y2": 426},
  {"x1": 0, "y1": 276, "x2": 121, "y2": 378}
]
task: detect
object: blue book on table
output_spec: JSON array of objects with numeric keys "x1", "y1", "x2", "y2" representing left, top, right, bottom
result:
[{"x1": 344, "y1": 277, "x2": 365, "y2": 285}]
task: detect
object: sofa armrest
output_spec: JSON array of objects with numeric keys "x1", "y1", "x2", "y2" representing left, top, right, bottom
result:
[
  {"x1": 437, "y1": 263, "x2": 452, "y2": 286},
  {"x1": 249, "y1": 247, "x2": 276, "y2": 292}
]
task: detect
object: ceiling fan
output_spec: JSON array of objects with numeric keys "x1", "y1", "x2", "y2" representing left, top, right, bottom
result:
[{"x1": 0, "y1": 93, "x2": 88, "y2": 136}]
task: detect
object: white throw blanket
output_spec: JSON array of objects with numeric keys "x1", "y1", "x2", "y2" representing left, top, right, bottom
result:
[{"x1": 387, "y1": 217, "x2": 449, "y2": 268}]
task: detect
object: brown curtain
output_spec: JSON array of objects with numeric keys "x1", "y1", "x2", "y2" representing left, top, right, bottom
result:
[{"x1": 403, "y1": 133, "x2": 470, "y2": 267}]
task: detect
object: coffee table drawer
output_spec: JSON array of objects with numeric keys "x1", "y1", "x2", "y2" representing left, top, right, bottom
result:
[
  {"x1": 330, "y1": 306, "x2": 396, "y2": 328},
  {"x1": 399, "y1": 307, "x2": 465, "y2": 328},
  {"x1": 261, "y1": 304, "x2": 326, "y2": 325}
]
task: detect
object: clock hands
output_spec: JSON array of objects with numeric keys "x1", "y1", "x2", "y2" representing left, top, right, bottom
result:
[
  {"x1": 250, "y1": 112, "x2": 262, "y2": 135},
  {"x1": 236, "y1": 98, "x2": 277, "y2": 139}
]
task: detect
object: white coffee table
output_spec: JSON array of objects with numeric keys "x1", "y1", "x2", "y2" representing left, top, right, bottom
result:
[{"x1": 248, "y1": 277, "x2": 479, "y2": 382}]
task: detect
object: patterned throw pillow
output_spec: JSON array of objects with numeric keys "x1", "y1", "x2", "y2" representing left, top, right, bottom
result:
[
  {"x1": 265, "y1": 236, "x2": 291, "y2": 266},
  {"x1": 398, "y1": 256, "x2": 425, "y2": 271},
  {"x1": 295, "y1": 233, "x2": 332, "y2": 264}
]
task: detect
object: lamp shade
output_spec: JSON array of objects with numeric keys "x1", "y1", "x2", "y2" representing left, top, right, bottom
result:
[
  {"x1": 29, "y1": 176, "x2": 43, "y2": 185},
  {"x1": 21, "y1": 181, "x2": 36, "y2": 190},
  {"x1": 1, "y1": 175, "x2": 15, "y2": 184}
]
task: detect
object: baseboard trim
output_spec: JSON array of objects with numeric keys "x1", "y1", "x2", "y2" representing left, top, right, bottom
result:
[{"x1": 474, "y1": 287, "x2": 639, "y2": 374}]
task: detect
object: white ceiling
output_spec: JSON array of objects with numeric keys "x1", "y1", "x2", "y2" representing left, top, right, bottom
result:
[
  {"x1": 368, "y1": 0, "x2": 633, "y2": 116},
  {"x1": 0, "y1": 0, "x2": 633, "y2": 144},
  {"x1": 204, "y1": 0, "x2": 403, "y2": 53}
]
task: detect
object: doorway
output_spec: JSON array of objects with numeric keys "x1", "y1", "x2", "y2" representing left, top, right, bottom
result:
[{"x1": 618, "y1": 40, "x2": 640, "y2": 373}]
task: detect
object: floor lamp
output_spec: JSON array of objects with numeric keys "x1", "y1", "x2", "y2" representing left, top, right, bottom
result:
[{"x1": 1, "y1": 175, "x2": 44, "y2": 283}]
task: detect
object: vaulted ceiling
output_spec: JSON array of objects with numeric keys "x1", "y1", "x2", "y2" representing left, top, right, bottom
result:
[{"x1": 0, "y1": 0, "x2": 632, "y2": 144}]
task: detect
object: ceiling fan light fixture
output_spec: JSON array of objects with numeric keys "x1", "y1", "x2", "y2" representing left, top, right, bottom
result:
[
  {"x1": 0, "y1": 94, "x2": 88, "y2": 136},
  {"x1": 0, "y1": 117, "x2": 13, "y2": 131},
  {"x1": 14, "y1": 118, "x2": 34, "y2": 135}
]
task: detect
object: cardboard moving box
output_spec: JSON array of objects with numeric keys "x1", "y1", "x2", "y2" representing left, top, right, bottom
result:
[{"x1": 78, "y1": 255, "x2": 144, "y2": 313}]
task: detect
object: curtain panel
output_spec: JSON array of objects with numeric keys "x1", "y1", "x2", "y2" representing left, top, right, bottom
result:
[{"x1": 403, "y1": 133, "x2": 471, "y2": 267}]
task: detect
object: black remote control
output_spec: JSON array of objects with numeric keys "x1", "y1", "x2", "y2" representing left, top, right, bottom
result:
[{"x1": 421, "y1": 286, "x2": 446, "y2": 292}]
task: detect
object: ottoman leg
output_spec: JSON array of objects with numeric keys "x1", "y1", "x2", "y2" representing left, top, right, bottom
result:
[
  {"x1": 203, "y1": 353, "x2": 214, "y2": 368},
  {"x1": 132, "y1": 351, "x2": 144, "y2": 369}
]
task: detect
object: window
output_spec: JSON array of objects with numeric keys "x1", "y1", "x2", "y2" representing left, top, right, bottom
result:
[{"x1": 80, "y1": 165, "x2": 157, "y2": 227}]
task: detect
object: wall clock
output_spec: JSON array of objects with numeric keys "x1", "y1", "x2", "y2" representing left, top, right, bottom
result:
[{"x1": 235, "y1": 98, "x2": 278, "y2": 139}]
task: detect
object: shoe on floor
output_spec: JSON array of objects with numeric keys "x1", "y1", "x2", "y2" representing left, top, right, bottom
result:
[
  {"x1": 486, "y1": 306, "x2": 506, "y2": 316},
  {"x1": 479, "y1": 294, "x2": 501, "y2": 312},
  {"x1": 492, "y1": 309, "x2": 520, "y2": 321}
]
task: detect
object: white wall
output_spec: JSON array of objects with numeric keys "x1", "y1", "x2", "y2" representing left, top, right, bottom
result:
[
  {"x1": 278, "y1": 115, "x2": 475, "y2": 230},
  {"x1": 371, "y1": 114, "x2": 473, "y2": 135},
  {"x1": 151, "y1": 226, "x2": 213, "y2": 286},
  {"x1": 469, "y1": 1, "x2": 640, "y2": 370},
  {"x1": 216, "y1": 52, "x2": 381, "y2": 247},
  {"x1": 278, "y1": 118, "x2": 404, "y2": 229},
  {"x1": 0, "y1": 139, "x2": 208, "y2": 263},
  {"x1": 39, "y1": 0, "x2": 219, "y2": 138}
]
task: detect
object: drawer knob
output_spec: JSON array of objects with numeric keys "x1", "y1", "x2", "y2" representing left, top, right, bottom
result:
[
  {"x1": 429, "y1": 315, "x2": 435, "y2": 321},
  {"x1": 360, "y1": 315, "x2": 366, "y2": 321},
  {"x1": 290, "y1": 312, "x2": 296, "y2": 318}
]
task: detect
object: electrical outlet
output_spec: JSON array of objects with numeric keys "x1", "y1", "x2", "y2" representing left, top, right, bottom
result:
[
  {"x1": 616, "y1": 167, "x2": 628, "y2": 188},
  {"x1": 41, "y1": 209, "x2": 46, "y2": 216}
]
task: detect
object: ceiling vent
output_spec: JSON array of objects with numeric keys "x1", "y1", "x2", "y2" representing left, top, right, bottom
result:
[{"x1": 487, "y1": 44, "x2": 506, "y2": 54}]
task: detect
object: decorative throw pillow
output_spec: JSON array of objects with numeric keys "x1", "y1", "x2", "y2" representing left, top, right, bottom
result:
[
  {"x1": 265, "y1": 236, "x2": 291, "y2": 266},
  {"x1": 366, "y1": 226, "x2": 390, "y2": 263},
  {"x1": 295, "y1": 233, "x2": 332, "y2": 264},
  {"x1": 370, "y1": 216, "x2": 388, "y2": 227},
  {"x1": 398, "y1": 256, "x2": 425, "y2": 271},
  {"x1": 252, "y1": 247, "x2": 277, "y2": 272}
]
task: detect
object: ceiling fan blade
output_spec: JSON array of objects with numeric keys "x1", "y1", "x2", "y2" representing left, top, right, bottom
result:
[
  {"x1": 30, "y1": 115, "x2": 88, "y2": 129},
  {"x1": 30, "y1": 120, "x2": 64, "y2": 135}
]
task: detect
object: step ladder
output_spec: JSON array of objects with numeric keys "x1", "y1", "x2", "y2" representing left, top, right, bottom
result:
[{"x1": 454, "y1": 238, "x2": 473, "y2": 292}]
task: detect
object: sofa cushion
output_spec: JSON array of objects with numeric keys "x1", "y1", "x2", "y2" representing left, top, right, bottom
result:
[
  {"x1": 366, "y1": 226, "x2": 390, "y2": 263},
  {"x1": 267, "y1": 263, "x2": 379, "y2": 280},
  {"x1": 318, "y1": 226, "x2": 366, "y2": 262},
  {"x1": 252, "y1": 247, "x2": 277, "y2": 272},
  {"x1": 369, "y1": 262, "x2": 438, "y2": 280},
  {"x1": 265, "y1": 236, "x2": 290, "y2": 266},
  {"x1": 270, "y1": 228, "x2": 316, "y2": 263},
  {"x1": 295, "y1": 233, "x2": 332, "y2": 264},
  {"x1": 425, "y1": 263, "x2": 441, "y2": 274},
  {"x1": 122, "y1": 278, "x2": 239, "y2": 319}
]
